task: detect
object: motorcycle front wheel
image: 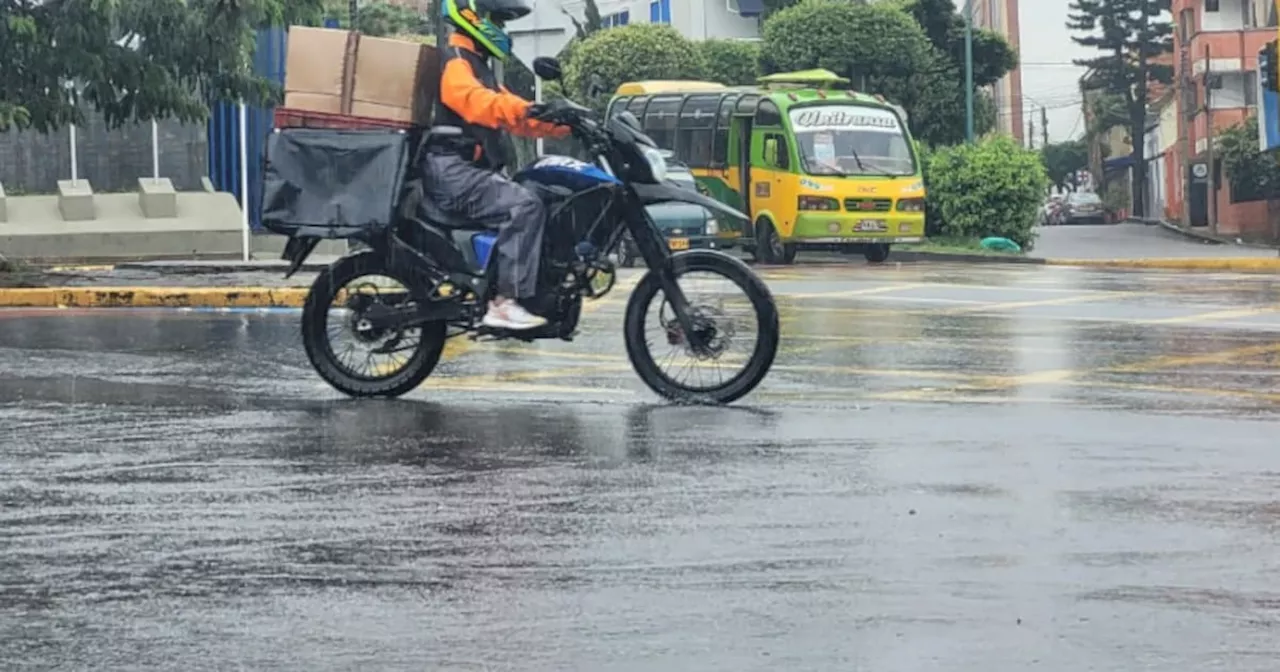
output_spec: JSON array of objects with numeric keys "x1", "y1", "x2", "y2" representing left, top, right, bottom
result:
[{"x1": 623, "y1": 250, "x2": 780, "y2": 404}]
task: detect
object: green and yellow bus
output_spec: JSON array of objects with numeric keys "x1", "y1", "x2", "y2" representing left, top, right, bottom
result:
[{"x1": 608, "y1": 70, "x2": 925, "y2": 264}]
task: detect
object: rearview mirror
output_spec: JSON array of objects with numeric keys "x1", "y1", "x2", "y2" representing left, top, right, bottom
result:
[{"x1": 532, "y1": 57, "x2": 562, "y2": 81}]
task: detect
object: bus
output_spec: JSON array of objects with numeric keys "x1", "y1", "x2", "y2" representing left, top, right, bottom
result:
[{"x1": 608, "y1": 69, "x2": 926, "y2": 264}]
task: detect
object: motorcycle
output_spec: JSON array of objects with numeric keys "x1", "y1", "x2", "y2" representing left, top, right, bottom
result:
[{"x1": 267, "y1": 57, "x2": 780, "y2": 404}]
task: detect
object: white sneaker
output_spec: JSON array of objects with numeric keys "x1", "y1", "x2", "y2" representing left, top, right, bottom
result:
[{"x1": 482, "y1": 299, "x2": 548, "y2": 330}]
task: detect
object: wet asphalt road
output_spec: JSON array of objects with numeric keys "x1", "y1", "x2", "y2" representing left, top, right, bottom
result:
[{"x1": 4, "y1": 261, "x2": 1280, "y2": 670}]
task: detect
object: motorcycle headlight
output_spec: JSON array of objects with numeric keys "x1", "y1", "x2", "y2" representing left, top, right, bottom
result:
[{"x1": 641, "y1": 146, "x2": 668, "y2": 183}]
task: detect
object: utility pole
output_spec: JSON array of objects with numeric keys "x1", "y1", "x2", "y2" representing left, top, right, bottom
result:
[
  {"x1": 1041, "y1": 105, "x2": 1049, "y2": 148},
  {"x1": 1177, "y1": 31, "x2": 1194, "y2": 228},
  {"x1": 1204, "y1": 45, "x2": 1217, "y2": 233},
  {"x1": 1028, "y1": 116, "x2": 1035, "y2": 149},
  {"x1": 964, "y1": 0, "x2": 974, "y2": 143}
]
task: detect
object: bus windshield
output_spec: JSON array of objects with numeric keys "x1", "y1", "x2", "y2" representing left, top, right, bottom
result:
[{"x1": 788, "y1": 104, "x2": 916, "y2": 177}]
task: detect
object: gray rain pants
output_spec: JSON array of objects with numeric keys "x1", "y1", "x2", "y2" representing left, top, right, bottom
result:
[{"x1": 423, "y1": 153, "x2": 545, "y2": 300}]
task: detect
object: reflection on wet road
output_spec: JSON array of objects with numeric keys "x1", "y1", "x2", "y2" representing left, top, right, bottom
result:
[{"x1": 4, "y1": 262, "x2": 1280, "y2": 670}]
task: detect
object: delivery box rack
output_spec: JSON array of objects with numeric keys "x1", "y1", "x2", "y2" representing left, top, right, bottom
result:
[{"x1": 273, "y1": 107, "x2": 414, "y2": 131}]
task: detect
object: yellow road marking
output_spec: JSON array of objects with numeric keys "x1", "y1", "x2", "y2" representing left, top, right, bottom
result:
[
  {"x1": 785, "y1": 283, "x2": 930, "y2": 300},
  {"x1": 0, "y1": 287, "x2": 310, "y2": 308},
  {"x1": 1102, "y1": 341, "x2": 1280, "y2": 374},
  {"x1": 1135, "y1": 304, "x2": 1280, "y2": 325}
]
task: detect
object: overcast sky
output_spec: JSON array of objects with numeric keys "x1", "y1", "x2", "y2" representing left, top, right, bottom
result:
[{"x1": 1019, "y1": 0, "x2": 1092, "y2": 144}]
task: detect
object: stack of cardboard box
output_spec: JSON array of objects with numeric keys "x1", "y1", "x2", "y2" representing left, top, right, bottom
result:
[{"x1": 282, "y1": 26, "x2": 440, "y2": 126}]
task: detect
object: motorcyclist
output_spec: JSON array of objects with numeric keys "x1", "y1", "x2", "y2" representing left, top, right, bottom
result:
[{"x1": 425, "y1": 0, "x2": 570, "y2": 330}]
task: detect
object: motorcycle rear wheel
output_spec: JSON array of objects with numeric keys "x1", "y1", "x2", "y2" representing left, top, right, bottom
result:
[{"x1": 301, "y1": 252, "x2": 448, "y2": 398}]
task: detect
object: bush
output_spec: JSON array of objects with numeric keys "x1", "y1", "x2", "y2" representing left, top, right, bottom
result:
[
  {"x1": 699, "y1": 39, "x2": 762, "y2": 86},
  {"x1": 564, "y1": 24, "x2": 707, "y2": 108},
  {"x1": 926, "y1": 136, "x2": 1048, "y2": 249},
  {"x1": 762, "y1": 0, "x2": 932, "y2": 82}
]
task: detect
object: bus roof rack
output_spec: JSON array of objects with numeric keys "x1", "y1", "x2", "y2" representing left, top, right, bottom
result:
[{"x1": 756, "y1": 69, "x2": 851, "y2": 89}]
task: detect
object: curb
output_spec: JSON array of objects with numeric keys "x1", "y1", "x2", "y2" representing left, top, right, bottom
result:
[
  {"x1": 111, "y1": 261, "x2": 335, "y2": 274},
  {"x1": 0, "y1": 287, "x2": 310, "y2": 308},
  {"x1": 1044, "y1": 258, "x2": 1280, "y2": 271},
  {"x1": 1152, "y1": 219, "x2": 1280, "y2": 250},
  {"x1": 891, "y1": 251, "x2": 1045, "y2": 264}
]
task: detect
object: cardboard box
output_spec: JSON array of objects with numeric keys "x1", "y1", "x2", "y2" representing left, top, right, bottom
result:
[
  {"x1": 283, "y1": 26, "x2": 439, "y2": 125},
  {"x1": 284, "y1": 26, "x2": 358, "y2": 112},
  {"x1": 352, "y1": 35, "x2": 439, "y2": 125}
]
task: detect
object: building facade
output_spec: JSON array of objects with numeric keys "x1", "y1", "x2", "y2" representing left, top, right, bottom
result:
[
  {"x1": 1169, "y1": 0, "x2": 1277, "y2": 235},
  {"x1": 970, "y1": 0, "x2": 1023, "y2": 143},
  {"x1": 507, "y1": 0, "x2": 764, "y2": 65}
]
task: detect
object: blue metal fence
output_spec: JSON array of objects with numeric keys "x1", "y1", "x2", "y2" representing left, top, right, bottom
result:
[{"x1": 207, "y1": 19, "x2": 339, "y2": 229}]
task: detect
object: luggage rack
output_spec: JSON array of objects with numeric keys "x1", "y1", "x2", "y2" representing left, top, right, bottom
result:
[{"x1": 272, "y1": 107, "x2": 415, "y2": 131}]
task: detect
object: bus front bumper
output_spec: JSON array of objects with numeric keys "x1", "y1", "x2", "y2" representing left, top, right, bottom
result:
[{"x1": 790, "y1": 213, "x2": 925, "y2": 244}]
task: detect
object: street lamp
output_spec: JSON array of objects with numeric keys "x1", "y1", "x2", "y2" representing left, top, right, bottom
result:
[{"x1": 964, "y1": 0, "x2": 974, "y2": 143}]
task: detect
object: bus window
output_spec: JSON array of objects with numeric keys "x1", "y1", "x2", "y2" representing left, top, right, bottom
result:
[
  {"x1": 711, "y1": 94, "x2": 738, "y2": 168},
  {"x1": 734, "y1": 94, "x2": 760, "y2": 116},
  {"x1": 608, "y1": 96, "x2": 631, "y2": 119},
  {"x1": 763, "y1": 133, "x2": 790, "y2": 170},
  {"x1": 626, "y1": 96, "x2": 651, "y2": 119},
  {"x1": 643, "y1": 95, "x2": 682, "y2": 151},
  {"x1": 677, "y1": 94, "x2": 720, "y2": 168},
  {"x1": 754, "y1": 99, "x2": 783, "y2": 127}
]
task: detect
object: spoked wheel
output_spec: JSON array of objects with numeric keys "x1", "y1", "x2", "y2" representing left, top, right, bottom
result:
[
  {"x1": 301, "y1": 252, "x2": 448, "y2": 398},
  {"x1": 624, "y1": 251, "x2": 780, "y2": 404}
]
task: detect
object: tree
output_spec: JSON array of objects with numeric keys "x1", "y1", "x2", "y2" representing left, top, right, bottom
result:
[
  {"x1": 564, "y1": 24, "x2": 707, "y2": 107},
  {"x1": 700, "y1": 40, "x2": 762, "y2": 86},
  {"x1": 900, "y1": 0, "x2": 1018, "y2": 88},
  {"x1": 563, "y1": 0, "x2": 604, "y2": 38},
  {"x1": 0, "y1": 0, "x2": 326, "y2": 132},
  {"x1": 762, "y1": 0, "x2": 993, "y2": 145},
  {"x1": 1217, "y1": 116, "x2": 1280, "y2": 202},
  {"x1": 1068, "y1": 0, "x2": 1174, "y2": 218},
  {"x1": 1041, "y1": 139, "x2": 1089, "y2": 191}
]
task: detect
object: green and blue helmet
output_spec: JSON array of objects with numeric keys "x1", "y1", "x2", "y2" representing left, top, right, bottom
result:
[{"x1": 442, "y1": 0, "x2": 530, "y2": 62}]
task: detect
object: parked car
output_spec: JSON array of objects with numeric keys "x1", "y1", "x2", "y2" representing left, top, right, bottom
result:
[
  {"x1": 1063, "y1": 191, "x2": 1106, "y2": 224},
  {"x1": 616, "y1": 156, "x2": 724, "y2": 267}
]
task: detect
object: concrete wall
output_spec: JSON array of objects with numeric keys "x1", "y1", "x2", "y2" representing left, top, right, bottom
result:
[{"x1": 0, "y1": 110, "x2": 207, "y2": 194}]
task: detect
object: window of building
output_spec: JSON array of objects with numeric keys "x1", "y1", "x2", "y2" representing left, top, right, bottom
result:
[
  {"x1": 1246, "y1": 70, "x2": 1258, "y2": 106},
  {"x1": 1180, "y1": 8, "x2": 1194, "y2": 41},
  {"x1": 676, "y1": 95, "x2": 721, "y2": 168},
  {"x1": 649, "y1": 0, "x2": 671, "y2": 23},
  {"x1": 712, "y1": 95, "x2": 739, "y2": 168},
  {"x1": 1205, "y1": 0, "x2": 1219, "y2": 12},
  {"x1": 643, "y1": 95, "x2": 682, "y2": 150},
  {"x1": 602, "y1": 10, "x2": 630, "y2": 28},
  {"x1": 754, "y1": 99, "x2": 783, "y2": 127}
]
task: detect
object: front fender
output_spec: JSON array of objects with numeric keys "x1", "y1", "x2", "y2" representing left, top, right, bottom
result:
[{"x1": 632, "y1": 182, "x2": 749, "y2": 222}]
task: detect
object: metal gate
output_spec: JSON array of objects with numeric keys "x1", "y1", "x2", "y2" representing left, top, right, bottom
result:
[{"x1": 207, "y1": 20, "x2": 339, "y2": 230}]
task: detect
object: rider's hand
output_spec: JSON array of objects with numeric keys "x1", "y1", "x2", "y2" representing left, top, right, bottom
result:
[{"x1": 526, "y1": 102, "x2": 551, "y2": 120}]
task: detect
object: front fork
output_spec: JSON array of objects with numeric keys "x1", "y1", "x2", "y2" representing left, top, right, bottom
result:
[{"x1": 622, "y1": 207, "x2": 705, "y2": 349}]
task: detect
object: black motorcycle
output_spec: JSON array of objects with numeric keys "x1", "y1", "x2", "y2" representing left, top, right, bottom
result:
[{"x1": 262, "y1": 57, "x2": 780, "y2": 404}]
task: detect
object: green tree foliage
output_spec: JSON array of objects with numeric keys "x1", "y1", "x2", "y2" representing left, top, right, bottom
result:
[
  {"x1": 926, "y1": 135, "x2": 1049, "y2": 248},
  {"x1": 899, "y1": 0, "x2": 1017, "y2": 88},
  {"x1": 1041, "y1": 139, "x2": 1089, "y2": 191},
  {"x1": 1068, "y1": 0, "x2": 1173, "y2": 218},
  {"x1": 1218, "y1": 116, "x2": 1280, "y2": 202},
  {"x1": 0, "y1": 0, "x2": 326, "y2": 132},
  {"x1": 564, "y1": 24, "x2": 707, "y2": 107},
  {"x1": 761, "y1": 0, "x2": 993, "y2": 146},
  {"x1": 700, "y1": 40, "x2": 762, "y2": 86}
]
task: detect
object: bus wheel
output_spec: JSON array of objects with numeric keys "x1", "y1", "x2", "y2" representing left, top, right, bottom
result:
[
  {"x1": 757, "y1": 219, "x2": 797, "y2": 265},
  {"x1": 864, "y1": 243, "x2": 891, "y2": 263}
]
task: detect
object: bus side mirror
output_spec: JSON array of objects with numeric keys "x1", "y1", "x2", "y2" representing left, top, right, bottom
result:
[{"x1": 764, "y1": 138, "x2": 779, "y2": 166}]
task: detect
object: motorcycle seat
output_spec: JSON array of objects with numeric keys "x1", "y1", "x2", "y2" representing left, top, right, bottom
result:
[{"x1": 416, "y1": 196, "x2": 506, "y2": 231}]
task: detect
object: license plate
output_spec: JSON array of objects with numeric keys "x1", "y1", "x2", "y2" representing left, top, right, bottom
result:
[
  {"x1": 668, "y1": 237, "x2": 689, "y2": 250},
  {"x1": 856, "y1": 219, "x2": 887, "y2": 232}
]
